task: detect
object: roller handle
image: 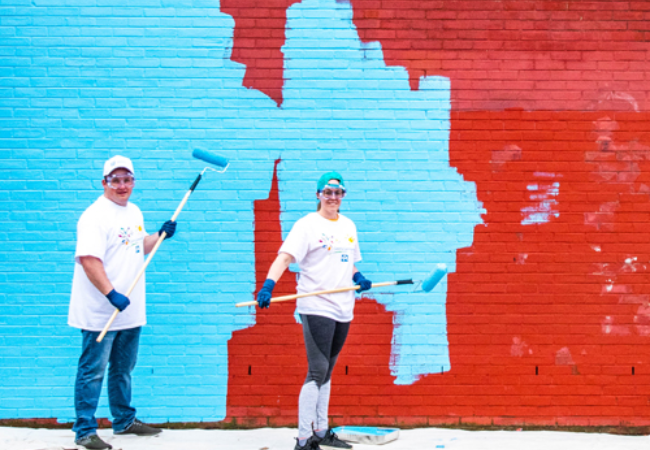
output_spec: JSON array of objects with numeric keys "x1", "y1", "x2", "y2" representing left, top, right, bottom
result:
[
  {"x1": 96, "y1": 180, "x2": 197, "y2": 343},
  {"x1": 189, "y1": 173, "x2": 202, "y2": 192},
  {"x1": 236, "y1": 279, "x2": 412, "y2": 308}
]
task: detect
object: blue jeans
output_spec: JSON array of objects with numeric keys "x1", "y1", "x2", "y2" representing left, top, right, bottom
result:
[{"x1": 72, "y1": 327, "x2": 141, "y2": 439}]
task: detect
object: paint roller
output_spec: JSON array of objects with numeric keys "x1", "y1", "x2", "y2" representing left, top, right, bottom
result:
[
  {"x1": 235, "y1": 263, "x2": 448, "y2": 308},
  {"x1": 96, "y1": 149, "x2": 229, "y2": 343}
]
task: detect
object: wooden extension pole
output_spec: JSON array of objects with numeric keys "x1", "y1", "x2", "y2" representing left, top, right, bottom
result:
[{"x1": 235, "y1": 280, "x2": 413, "y2": 308}]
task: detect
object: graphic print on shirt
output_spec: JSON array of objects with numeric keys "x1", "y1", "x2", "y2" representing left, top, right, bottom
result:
[
  {"x1": 318, "y1": 233, "x2": 355, "y2": 259},
  {"x1": 119, "y1": 225, "x2": 143, "y2": 254},
  {"x1": 319, "y1": 233, "x2": 335, "y2": 251}
]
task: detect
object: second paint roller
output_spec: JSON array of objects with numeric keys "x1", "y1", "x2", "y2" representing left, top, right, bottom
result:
[{"x1": 236, "y1": 264, "x2": 448, "y2": 308}]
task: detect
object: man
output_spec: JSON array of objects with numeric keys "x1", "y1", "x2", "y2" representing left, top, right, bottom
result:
[{"x1": 68, "y1": 155, "x2": 176, "y2": 450}]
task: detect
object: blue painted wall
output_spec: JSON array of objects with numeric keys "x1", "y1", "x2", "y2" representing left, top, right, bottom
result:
[{"x1": 0, "y1": 0, "x2": 482, "y2": 422}]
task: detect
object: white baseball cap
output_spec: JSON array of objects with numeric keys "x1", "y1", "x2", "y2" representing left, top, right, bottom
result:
[{"x1": 103, "y1": 155, "x2": 135, "y2": 177}]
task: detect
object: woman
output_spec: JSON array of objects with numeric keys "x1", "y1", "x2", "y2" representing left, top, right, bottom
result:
[{"x1": 256, "y1": 171, "x2": 372, "y2": 450}]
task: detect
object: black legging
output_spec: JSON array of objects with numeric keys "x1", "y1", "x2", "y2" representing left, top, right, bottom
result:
[{"x1": 301, "y1": 314, "x2": 350, "y2": 387}]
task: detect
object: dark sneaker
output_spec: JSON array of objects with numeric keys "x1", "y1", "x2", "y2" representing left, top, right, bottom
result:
[
  {"x1": 114, "y1": 418, "x2": 162, "y2": 436},
  {"x1": 294, "y1": 436, "x2": 322, "y2": 450},
  {"x1": 75, "y1": 434, "x2": 113, "y2": 450},
  {"x1": 316, "y1": 429, "x2": 353, "y2": 449}
]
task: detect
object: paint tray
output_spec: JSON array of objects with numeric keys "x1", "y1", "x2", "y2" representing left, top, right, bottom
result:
[{"x1": 332, "y1": 426, "x2": 400, "y2": 445}]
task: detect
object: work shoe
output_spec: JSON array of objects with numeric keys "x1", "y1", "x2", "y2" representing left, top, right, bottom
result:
[
  {"x1": 316, "y1": 429, "x2": 353, "y2": 449},
  {"x1": 294, "y1": 436, "x2": 322, "y2": 450},
  {"x1": 75, "y1": 434, "x2": 113, "y2": 450},
  {"x1": 114, "y1": 418, "x2": 162, "y2": 436}
]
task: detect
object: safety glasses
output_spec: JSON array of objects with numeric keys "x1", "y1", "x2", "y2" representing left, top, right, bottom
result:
[
  {"x1": 105, "y1": 174, "x2": 135, "y2": 189},
  {"x1": 319, "y1": 188, "x2": 346, "y2": 199}
]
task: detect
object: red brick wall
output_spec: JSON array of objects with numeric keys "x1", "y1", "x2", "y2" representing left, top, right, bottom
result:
[{"x1": 224, "y1": 1, "x2": 650, "y2": 427}]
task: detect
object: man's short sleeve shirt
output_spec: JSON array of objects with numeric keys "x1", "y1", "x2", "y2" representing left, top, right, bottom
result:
[{"x1": 68, "y1": 195, "x2": 148, "y2": 331}]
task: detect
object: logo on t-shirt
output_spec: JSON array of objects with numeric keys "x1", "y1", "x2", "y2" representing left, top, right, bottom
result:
[
  {"x1": 119, "y1": 227, "x2": 132, "y2": 246},
  {"x1": 319, "y1": 232, "x2": 355, "y2": 256},
  {"x1": 119, "y1": 226, "x2": 142, "y2": 254},
  {"x1": 319, "y1": 233, "x2": 335, "y2": 251}
]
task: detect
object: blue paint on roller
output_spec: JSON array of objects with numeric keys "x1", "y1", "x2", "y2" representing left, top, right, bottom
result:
[
  {"x1": 192, "y1": 148, "x2": 229, "y2": 169},
  {"x1": 421, "y1": 263, "x2": 448, "y2": 292}
]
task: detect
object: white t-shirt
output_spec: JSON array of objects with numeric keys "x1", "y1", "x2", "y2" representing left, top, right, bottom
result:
[
  {"x1": 68, "y1": 195, "x2": 148, "y2": 331},
  {"x1": 280, "y1": 212, "x2": 362, "y2": 322}
]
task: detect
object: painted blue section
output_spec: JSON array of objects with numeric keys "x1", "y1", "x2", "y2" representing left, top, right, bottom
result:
[
  {"x1": 0, "y1": 0, "x2": 264, "y2": 424},
  {"x1": 0, "y1": 0, "x2": 483, "y2": 422},
  {"x1": 280, "y1": 0, "x2": 483, "y2": 385}
]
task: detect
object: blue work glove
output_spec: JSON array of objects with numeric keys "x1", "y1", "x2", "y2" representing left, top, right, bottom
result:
[
  {"x1": 106, "y1": 289, "x2": 130, "y2": 311},
  {"x1": 353, "y1": 271, "x2": 372, "y2": 293},
  {"x1": 158, "y1": 220, "x2": 176, "y2": 240},
  {"x1": 257, "y1": 279, "x2": 275, "y2": 309}
]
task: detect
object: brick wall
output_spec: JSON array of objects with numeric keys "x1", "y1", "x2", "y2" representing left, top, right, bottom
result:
[{"x1": 2, "y1": 0, "x2": 650, "y2": 428}]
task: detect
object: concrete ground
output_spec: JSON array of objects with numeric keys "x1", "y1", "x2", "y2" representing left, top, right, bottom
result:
[{"x1": 1, "y1": 426, "x2": 649, "y2": 450}]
